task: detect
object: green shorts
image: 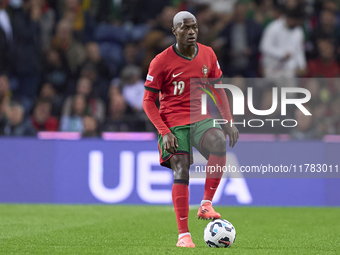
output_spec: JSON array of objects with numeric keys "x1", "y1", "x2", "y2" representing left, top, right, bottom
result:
[{"x1": 158, "y1": 118, "x2": 223, "y2": 169}]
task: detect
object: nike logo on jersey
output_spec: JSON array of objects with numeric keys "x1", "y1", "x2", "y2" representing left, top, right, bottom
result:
[
  {"x1": 180, "y1": 217, "x2": 187, "y2": 220},
  {"x1": 172, "y1": 72, "x2": 183, "y2": 77}
]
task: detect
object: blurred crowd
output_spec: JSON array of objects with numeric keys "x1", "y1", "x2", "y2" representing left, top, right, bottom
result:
[{"x1": 0, "y1": 0, "x2": 339, "y2": 139}]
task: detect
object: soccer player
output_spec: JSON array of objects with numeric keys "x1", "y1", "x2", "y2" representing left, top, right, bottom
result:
[{"x1": 143, "y1": 11, "x2": 239, "y2": 248}]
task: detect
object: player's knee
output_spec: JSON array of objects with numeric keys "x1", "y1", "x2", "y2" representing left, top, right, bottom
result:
[
  {"x1": 173, "y1": 164, "x2": 190, "y2": 180},
  {"x1": 203, "y1": 129, "x2": 226, "y2": 154},
  {"x1": 173, "y1": 168, "x2": 189, "y2": 180},
  {"x1": 210, "y1": 136, "x2": 226, "y2": 153},
  {"x1": 172, "y1": 164, "x2": 190, "y2": 180},
  {"x1": 170, "y1": 156, "x2": 190, "y2": 180}
]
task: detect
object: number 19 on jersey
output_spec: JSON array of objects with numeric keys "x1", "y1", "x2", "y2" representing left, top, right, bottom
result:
[{"x1": 173, "y1": 81, "x2": 185, "y2": 95}]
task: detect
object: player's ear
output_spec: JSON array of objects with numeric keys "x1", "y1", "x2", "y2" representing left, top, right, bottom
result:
[{"x1": 172, "y1": 27, "x2": 177, "y2": 36}]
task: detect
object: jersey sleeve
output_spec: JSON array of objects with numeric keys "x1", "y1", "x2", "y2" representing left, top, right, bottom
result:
[
  {"x1": 208, "y1": 48, "x2": 223, "y2": 81},
  {"x1": 143, "y1": 90, "x2": 171, "y2": 137},
  {"x1": 144, "y1": 56, "x2": 165, "y2": 93}
]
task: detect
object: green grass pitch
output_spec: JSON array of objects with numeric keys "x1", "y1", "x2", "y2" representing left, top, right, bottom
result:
[{"x1": 0, "y1": 205, "x2": 339, "y2": 254}]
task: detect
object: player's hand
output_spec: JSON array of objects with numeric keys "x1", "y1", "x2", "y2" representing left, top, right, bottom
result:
[
  {"x1": 223, "y1": 124, "x2": 239, "y2": 148},
  {"x1": 163, "y1": 132, "x2": 178, "y2": 154}
]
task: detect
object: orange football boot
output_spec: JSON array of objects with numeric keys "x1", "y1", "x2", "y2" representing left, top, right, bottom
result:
[
  {"x1": 176, "y1": 235, "x2": 195, "y2": 248},
  {"x1": 197, "y1": 201, "x2": 221, "y2": 220}
]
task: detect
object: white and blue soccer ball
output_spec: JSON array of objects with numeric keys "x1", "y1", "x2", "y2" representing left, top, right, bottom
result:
[{"x1": 203, "y1": 219, "x2": 236, "y2": 248}]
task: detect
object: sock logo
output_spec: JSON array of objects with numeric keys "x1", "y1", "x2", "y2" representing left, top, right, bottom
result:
[{"x1": 180, "y1": 217, "x2": 187, "y2": 220}]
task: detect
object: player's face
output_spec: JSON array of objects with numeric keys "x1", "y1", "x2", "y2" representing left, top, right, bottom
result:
[{"x1": 173, "y1": 18, "x2": 198, "y2": 46}]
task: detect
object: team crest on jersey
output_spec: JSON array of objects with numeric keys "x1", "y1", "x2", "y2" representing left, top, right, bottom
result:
[{"x1": 202, "y1": 65, "x2": 209, "y2": 78}]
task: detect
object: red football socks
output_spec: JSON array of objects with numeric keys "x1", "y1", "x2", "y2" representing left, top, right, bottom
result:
[
  {"x1": 172, "y1": 183, "x2": 189, "y2": 234},
  {"x1": 203, "y1": 154, "x2": 226, "y2": 201}
]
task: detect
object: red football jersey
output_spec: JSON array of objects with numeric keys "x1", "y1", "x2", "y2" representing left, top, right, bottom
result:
[{"x1": 144, "y1": 43, "x2": 223, "y2": 128}]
